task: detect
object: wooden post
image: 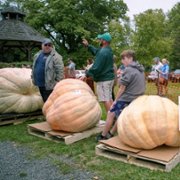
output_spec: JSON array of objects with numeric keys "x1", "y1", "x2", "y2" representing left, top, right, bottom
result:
[
  {"x1": 27, "y1": 48, "x2": 32, "y2": 61},
  {"x1": 19, "y1": 42, "x2": 33, "y2": 61}
]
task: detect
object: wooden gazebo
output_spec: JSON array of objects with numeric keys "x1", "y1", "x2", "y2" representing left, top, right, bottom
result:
[{"x1": 0, "y1": 6, "x2": 45, "y2": 62}]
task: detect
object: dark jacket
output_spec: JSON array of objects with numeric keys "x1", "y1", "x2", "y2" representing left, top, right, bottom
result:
[{"x1": 86, "y1": 45, "x2": 114, "y2": 82}]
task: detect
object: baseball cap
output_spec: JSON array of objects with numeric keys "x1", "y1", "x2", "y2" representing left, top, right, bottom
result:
[
  {"x1": 97, "y1": 32, "x2": 112, "y2": 42},
  {"x1": 42, "y1": 38, "x2": 52, "y2": 45},
  {"x1": 153, "y1": 57, "x2": 160, "y2": 63}
]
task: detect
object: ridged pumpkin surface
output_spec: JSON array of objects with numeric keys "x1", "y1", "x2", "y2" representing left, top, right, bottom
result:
[
  {"x1": 0, "y1": 68, "x2": 43, "y2": 113},
  {"x1": 43, "y1": 79, "x2": 102, "y2": 132},
  {"x1": 117, "y1": 95, "x2": 180, "y2": 149},
  {"x1": 43, "y1": 78, "x2": 94, "y2": 116}
]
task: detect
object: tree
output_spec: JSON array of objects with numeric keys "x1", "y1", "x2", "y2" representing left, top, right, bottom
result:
[
  {"x1": 132, "y1": 9, "x2": 173, "y2": 69},
  {"x1": 3, "y1": 0, "x2": 127, "y2": 67},
  {"x1": 0, "y1": 0, "x2": 128, "y2": 67},
  {"x1": 16, "y1": 0, "x2": 127, "y2": 54},
  {"x1": 167, "y1": 2, "x2": 180, "y2": 69},
  {"x1": 108, "y1": 18, "x2": 131, "y2": 61}
]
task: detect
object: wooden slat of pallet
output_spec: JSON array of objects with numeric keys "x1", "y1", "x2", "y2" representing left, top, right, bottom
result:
[
  {"x1": 28, "y1": 121, "x2": 52, "y2": 132},
  {"x1": 0, "y1": 110, "x2": 43, "y2": 126},
  {"x1": 133, "y1": 148, "x2": 180, "y2": 172},
  {"x1": 96, "y1": 138, "x2": 180, "y2": 172},
  {"x1": 27, "y1": 121, "x2": 52, "y2": 140},
  {"x1": 100, "y1": 136, "x2": 141, "y2": 153},
  {"x1": 28, "y1": 120, "x2": 105, "y2": 144},
  {"x1": 0, "y1": 110, "x2": 42, "y2": 120},
  {"x1": 0, "y1": 115, "x2": 42, "y2": 126},
  {"x1": 96, "y1": 144, "x2": 132, "y2": 163},
  {"x1": 61, "y1": 122, "x2": 105, "y2": 145}
]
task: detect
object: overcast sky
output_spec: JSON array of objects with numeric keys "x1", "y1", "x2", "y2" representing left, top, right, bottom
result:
[{"x1": 123, "y1": 0, "x2": 179, "y2": 19}]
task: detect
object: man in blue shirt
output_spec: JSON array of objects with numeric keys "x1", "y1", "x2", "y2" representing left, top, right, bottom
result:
[{"x1": 32, "y1": 38, "x2": 64, "y2": 102}]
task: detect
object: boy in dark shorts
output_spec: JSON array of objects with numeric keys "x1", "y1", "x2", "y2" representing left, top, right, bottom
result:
[{"x1": 97, "y1": 50, "x2": 146, "y2": 141}]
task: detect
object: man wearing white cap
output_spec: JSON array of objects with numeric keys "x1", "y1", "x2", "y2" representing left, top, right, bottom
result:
[
  {"x1": 32, "y1": 38, "x2": 64, "y2": 102},
  {"x1": 82, "y1": 33, "x2": 115, "y2": 112}
]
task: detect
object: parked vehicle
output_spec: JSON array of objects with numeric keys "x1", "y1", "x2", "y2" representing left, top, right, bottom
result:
[{"x1": 170, "y1": 69, "x2": 180, "y2": 83}]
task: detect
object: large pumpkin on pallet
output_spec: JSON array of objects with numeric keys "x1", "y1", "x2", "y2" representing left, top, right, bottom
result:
[
  {"x1": 0, "y1": 68, "x2": 43, "y2": 113},
  {"x1": 43, "y1": 79, "x2": 102, "y2": 132},
  {"x1": 43, "y1": 78, "x2": 94, "y2": 115},
  {"x1": 117, "y1": 95, "x2": 180, "y2": 149}
]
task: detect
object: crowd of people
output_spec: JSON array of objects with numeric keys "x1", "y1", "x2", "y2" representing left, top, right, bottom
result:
[{"x1": 30, "y1": 33, "x2": 170, "y2": 141}]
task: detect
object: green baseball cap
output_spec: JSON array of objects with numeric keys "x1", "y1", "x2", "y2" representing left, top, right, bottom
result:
[{"x1": 97, "y1": 32, "x2": 112, "y2": 42}]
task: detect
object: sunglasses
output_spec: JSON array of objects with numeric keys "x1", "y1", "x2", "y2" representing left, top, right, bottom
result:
[{"x1": 44, "y1": 44, "x2": 52, "y2": 47}]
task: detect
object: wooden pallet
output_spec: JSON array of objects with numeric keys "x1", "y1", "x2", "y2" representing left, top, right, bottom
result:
[
  {"x1": 96, "y1": 136, "x2": 180, "y2": 172},
  {"x1": 0, "y1": 110, "x2": 44, "y2": 126},
  {"x1": 28, "y1": 120, "x2": 105, "y2": 145}
]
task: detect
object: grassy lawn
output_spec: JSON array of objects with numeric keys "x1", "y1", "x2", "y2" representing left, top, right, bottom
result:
[
  {"x1": 0, "y1": 82, "x2": 180, "y2": 179},
  {"x1": 145, "y1": 82, "x2": 180, "y2": 104}
]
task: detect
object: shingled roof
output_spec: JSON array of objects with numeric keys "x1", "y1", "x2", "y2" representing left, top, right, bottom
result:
[
  {"x1": 0, "y1": 6, "x2": 46, "y2": 61},
  {"x1": 0, "y1": 6, "x2": 44, "y2": 44},
  {"x1": 0, "y1": 20, "x2": 44, "y2": 43}
]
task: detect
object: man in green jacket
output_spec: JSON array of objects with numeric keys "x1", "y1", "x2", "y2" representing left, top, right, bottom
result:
[
  {"x1": 82, "y1": 33, "x2": 115, "y2": 112},
  {"x1": 31, "y1": 38, "x2": 64, "y2": 102}
]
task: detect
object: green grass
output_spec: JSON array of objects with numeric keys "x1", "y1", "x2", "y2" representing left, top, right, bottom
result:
[
  {"x1": 0, "y1": 119, "x2": 180, "y2": 179},
  {"x1": 145, "y1": 82, "x2": 180, "y2": 104},
  {"x1": 0, "y1": 82, "x2": 180, "y2": 179}
]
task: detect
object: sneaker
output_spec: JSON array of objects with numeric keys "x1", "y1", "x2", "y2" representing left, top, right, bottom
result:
[
  {"x1": 96, "y1": 134, "x2": 107, "y2": 142},
  {"x1": 106, "y1": 131, "x2": 114, "y2": 139}
]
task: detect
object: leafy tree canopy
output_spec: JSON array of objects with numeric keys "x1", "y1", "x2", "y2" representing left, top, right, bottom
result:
[
  {"x1": 132, "y1": 9, "x2": 173, "y2": 69},
  {"x1": 167, "y1": 2, "x2": 180, "y2": 69},
  {"x1": 0, "y1": 0, "x2": 128, "y2": 67},
  {"x1": 17, "y1": 0, "x2": 127, "y2": 53},
  {"x1": 1, "y1": 1, "x2": 179, "y2": 70}
]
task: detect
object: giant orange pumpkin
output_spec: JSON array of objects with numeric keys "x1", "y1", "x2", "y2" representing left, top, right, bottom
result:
[
  {"x1": 43, "y1": 78, "x2": 94, "y2": 116},
  {"x1": 43, "y1": 79, "x2": 102, "y2": 132},
  {"x1": 0, "y1": 68, "x2": 43, "y2": 113},
  {"x1": 117, "y1": 95, "x2": 180, "y2": 149}
]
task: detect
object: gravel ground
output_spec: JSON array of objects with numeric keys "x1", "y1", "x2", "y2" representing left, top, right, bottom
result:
[{"x1": 0, "y1": 141, "x2": 95, "y2": 180}]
